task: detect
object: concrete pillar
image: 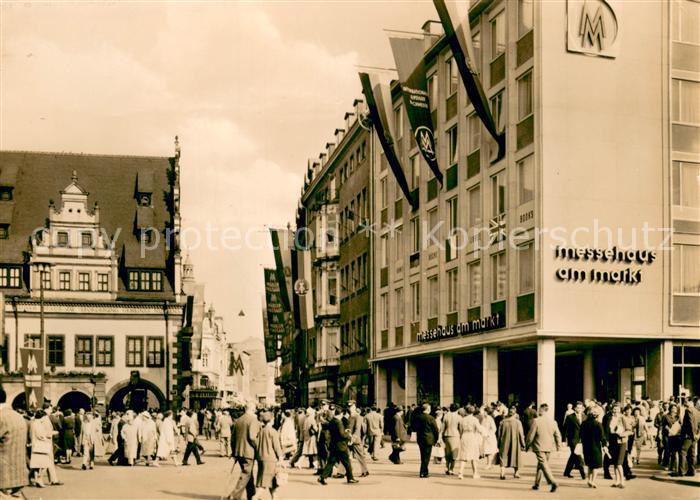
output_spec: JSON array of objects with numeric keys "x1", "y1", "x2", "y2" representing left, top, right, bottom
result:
[
  {"x1": 482, "y1": 346, "x2": 499, "y2": 405},
  {"x1": 440, "y1": 353, "x2": 454, "y2": 407},
  {"x1": 405, "y1": 358, "x2": 417, "y2": 407},
  {"x1": 537, "y1": 339, "x2": 556, "y2": 416},
  {"x1": 661, "y1": 340, "x2": 674, "y2": 399},
  {"x1": 583, "y1": 349, "x2": 595, "y2": 401},
  {"x1": 375, "y1": 364, "x2": 388, "y2": 408}
]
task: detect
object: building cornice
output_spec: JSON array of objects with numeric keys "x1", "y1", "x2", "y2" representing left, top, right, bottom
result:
[{"x1": 5, "y1": 299, "x2": 183, "y2": 317}]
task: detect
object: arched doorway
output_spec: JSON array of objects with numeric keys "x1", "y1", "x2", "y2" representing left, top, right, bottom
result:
[
  {"x1": 107, "y1": 379, "x2": 165, "y2": 413},
  {"x1": 57, "y1": 391, "x2": 92, "y2": 412}
]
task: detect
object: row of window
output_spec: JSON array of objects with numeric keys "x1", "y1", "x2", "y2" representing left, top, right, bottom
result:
[
  {"x1": 24, "y1": 334, "x2": 165, "y2": 368},
  {"x1": 380, "y1": 242, "x2": 534, "y2": 328},
  {"x1": 128, "y1": 270, "x2": 163, "y2": 292},
  {"x1": 340, "y1": 315, "x2": 368, "y2": 355},
  {"x1": 340, "y1": 253, "x2": 368, "y2": 298},
  {"x1": 0, "y1": 266, "x2": 21, "y2": 288},
  {"x1": 336, "y1": 139, "x2": 368, "y2": 187},
  {"x1": 339, "y1": 187, "x2": 369, "y2": 242},
  {"x1": 39, "y1": 270, "x2": 110, "y2": 292}
]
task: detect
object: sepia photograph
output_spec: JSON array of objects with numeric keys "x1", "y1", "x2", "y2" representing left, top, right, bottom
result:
[{"x1": 0, "y1": 0, "x2": 699, "y2": 499}]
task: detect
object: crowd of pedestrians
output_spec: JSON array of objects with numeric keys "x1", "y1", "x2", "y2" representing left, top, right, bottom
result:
[{"x1": 1, "y1": 380, "x2": 699, "y2": 499}]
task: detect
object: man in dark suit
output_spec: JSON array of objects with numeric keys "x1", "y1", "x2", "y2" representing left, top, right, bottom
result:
[
  {"x1": 523, "y1": 402, "x2": 537, "y2": 437},
  {"x1": 318, "y1": 407, "x2": 358, "y2": 485},
  {"x1": 676, "y1": 398, "x2": 699, "y2": 477},
  {"x1": 412, "y1": 403, "x2": 439, "y2": 478},
  {"x1": 562, "y1": 401, "x2": 586, "y2": 479},
  {"x1": 226, "y1": 401, "x2": 260, "y2": 500},
  {"x1": 389, "y1": 406, "x2": 408, "y2": 464}
]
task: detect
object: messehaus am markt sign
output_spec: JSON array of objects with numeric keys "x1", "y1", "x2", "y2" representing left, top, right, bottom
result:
[{"x1": 418, "y1": 313, "x2": 506, "y2": 343}]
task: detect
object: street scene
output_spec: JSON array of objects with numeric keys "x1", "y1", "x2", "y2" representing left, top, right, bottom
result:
[{"x1": 1, "y1": 0, "x2": 699, "y2": 499}]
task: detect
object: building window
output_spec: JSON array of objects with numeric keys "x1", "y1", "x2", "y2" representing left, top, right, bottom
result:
[
  {"x1": 97, "y1": 273, "x2": 109, "y2": 292},
  {"x1": 0, "y1": 266, "x2": 21, "y2": 288},
  {"x1": 410, "y1": 282, "x2": 421, "y2": 322},
  {"x1": 428, "y1": 74, "x2": 438, "y2": 109},
  {"x1": 57, "y1": 231, "x2": 69, "y2": 247},
  {"x1": 59, "y1": 271, "x2": 71, "y2": 291},
  {"x1": 380, "y1": 293, "x2": 389, "y2": 330},
  {"x1": 411, "y1": 217, "x2": 421, "y2": 253},
  {"x1": 447, "y1": 57, "x2": 459, "y2": 96},
  {"x1": 673, "y1": 244, "x2": 700, "y2": 294},
  {"x1": 468, "y1": 113, "x2": 481, "y2": 153},
  {"x1": 447, "y1": 197, "x2": 459, "y2": 235},
  {"x1": 491, "y1": 252, "x2": 507, "y2": 301},
  {"x1": 0, "y1": 224, "x2": 8, "y2": 239},
  {"x1": 518, "y1": 242, "x2": 535, "y2": 294},
  {"x1": 0, "y1": 186, "x2": 13, "y2": 201},
  {"x1": 428, "y1": 275, "x2": 439, "y2": 319},
  {"x1": 126, "y1": 337, "x2": 144, "y2": 367},
  {"x1": 81, "y1": 232, "x2": 93, "y2": 248},
  {"x1": 672, "y1": 79, "x2": 700, "y2": 125},
  {"x1": 75, "y1": 336, "x2": 93, "y2": 367},
  {"x1": 380, "y1": 178, "x2": 388, "y2": 209},
  {"x1": 328, "y1": 276, "x2": 337, "y2": 305},
  {"x1": 428, "y1": 208, "x2": 439, "y2": 242},
  {"x1": 447, "y1": 126, "x2": 459, "y2": 165},
  {"x1": 78, "y1": 272, "x2": 90, "y2": 291},
  {"x1": 447, "y1": 268, "x2": 459, "y2": 313},
  {"x1": 672, "y1": 344, "x2": 700, "y2": 398},
  {"x1": 490, "y1": 10, "x2": 506, "y2": 60},
  {"x1": 410, "y1": 155, "x2": 420, "y2": 190},
  {"x1": 469, "y1": 260, "x2": 482, "y2": 307},
  {"x1": 395, "y1": 287, "x2": 404, "y2": 326},
  {"x1": 491, "y1": 91, "x2": 504, "y2": 132},
  {"x1": 41, "y1": 270, "x2": 51, "y2": 290},
  {"x1": 671, "y1": 0, "x2": 700, "y2": 44},
  {"x1": 147, "y1": 337, "x2": 164, "y2": 367},
  {"x1": 380, "y1": 235, "x2": 388, "y2": 268},
  {"x1": 24, "y1": 334, "x2": 41, "y2": 348},
  {"x1": 128, "y1": 270, "x2": 163, "y2": 292},
  {"x1": 517, "y1": 71, "x2": 533, "y2": 120},
  {"x1": 47, "y1": 335, "x2": 64, "y2": 366},
  {"x1": 518, "y1": 0, "x2": 534, "y2": 37},
  {"x1": 394, "y1": 105, "x2": 403, "y2": 139},
  {"x1": 469, "y1": 185, "x2": 482, "y2": 228},
  {"x1": 96, "y1": 336, "x2": 114, "y2": 367},
  {"x1": 471, "y1": 30, "x2": 482, "y2": 74},
  {"x1": 491, "y1": 170, "x2": 506, "y2": 217},
  {"x1": 518, "y1": 155, "x2": 535, "y2": 205}
]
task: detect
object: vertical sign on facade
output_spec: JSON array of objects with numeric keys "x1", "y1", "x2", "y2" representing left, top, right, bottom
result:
[
  {"x1": 20, "y1": 347, "x2": 44, "y2": 410},
  {"x1": 264, "y1": 268, "x2": 286, "y2": 363}
]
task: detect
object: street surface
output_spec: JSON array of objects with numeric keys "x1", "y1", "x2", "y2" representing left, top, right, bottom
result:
[{"x1": 24, "y1": 439, "x2": 698, "y2": 500}]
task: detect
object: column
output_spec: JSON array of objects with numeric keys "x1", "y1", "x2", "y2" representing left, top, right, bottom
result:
[
  {"x1": 537, "y1": 339, "x2": 556, "y2": 415},
  {"x1": 405, "y1": 358, "x2": 417, "y2": 407},
  {"x1": 661, "y1": 340, "x2": 674, "y2": 400},
  {"x1": 440, "y1": 353, "x2": 454, "y2": 407},
  {"x1": 482, "y1": 346, "x2": 499, "y2": 405},
  {"x1": 583, "y1": 349, "x2": 594, "y2": 401},
  {"x1": 375, "y1": 364, "x2": 388, "y2": 408}
]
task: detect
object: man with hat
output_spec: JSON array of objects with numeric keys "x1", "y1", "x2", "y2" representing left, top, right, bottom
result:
[{"x1": 318, "y1": 407, "x2": 358, "y2": 485}]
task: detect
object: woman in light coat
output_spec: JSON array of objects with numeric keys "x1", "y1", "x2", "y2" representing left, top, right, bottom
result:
[
  {"x1": 81, "y1": 412, "x2": 102, "y2": 470},
  {"x1": 300, "y1": 408, "x2": 318, "y2": 469},
  {"x1": 279, "y1": 409, "x2": 297, "y2": 459},
  {"x1": 458, "y1": 405, "x2": 485, "y2": 480},
  {"x1": 30, "y1": 410, "x2": 62, "y2": 487},
  {"x1": 121, "y1": 412, "x2": 139, "y2": 466},
  {"x1": 481, "y1": 406, "x2": 498, "y2": 469},
  {"x1": 156, "y1": 411, "x2": 179, "y2": 466},
  {"x1": 138, "y1": 412, "x2": 158, "y2": 466}
]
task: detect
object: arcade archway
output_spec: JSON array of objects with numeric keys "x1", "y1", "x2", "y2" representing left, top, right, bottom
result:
[
  {"x1": 107, "y1": 379, "x2": 166, "y2": 413},
  {"x1": 57, "y1": 391, "x2": 92, "y2": 412}
]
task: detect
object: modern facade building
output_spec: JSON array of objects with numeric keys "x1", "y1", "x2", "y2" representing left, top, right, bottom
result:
[
  {"x1": 0, "y1": 146, "x2": 189, "y2": 412},
  {"x1": 371, "y1": 0, "x2": 700, "y2": 417}
]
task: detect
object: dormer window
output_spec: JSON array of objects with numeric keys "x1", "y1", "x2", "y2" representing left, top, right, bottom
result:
[
  {"x1": 128, "y1": 269, "x2": 163, "y2": 292},
  {"x1": 139, "y1": 194, "x2": 151, "y2": 207},
  {"x1": 81, "y1": 232, "x2": 93, "y2": 248},
  {"x1": 0, "y1": 224, "x2": 8, "y2": 239},
  {"x1": 0, "y1": 266, "x2": 21, "y2": 288},
  {"x1": 140, "y1": 228, "x2": 155, "y2": 245},
  {"x1": 0, "y1": 187, "x2": 13, "y2": 201},
  {"x1": 57, "y1": 231, "x2": 69, "y2": 247}
]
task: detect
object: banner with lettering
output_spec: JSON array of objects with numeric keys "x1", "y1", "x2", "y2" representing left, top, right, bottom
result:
[
  {"x1": 20, "y1": 347, "x2": 44, "y2": 410},
  {"x1": 359, "y1": 72, "x2": 418, "y2": 211},
  {"x1": 264, "y1": 268, "x2": 286, "y2": 363},
  {"x1": 389, "y1": 36, "x2": 442, "y2": 186}
]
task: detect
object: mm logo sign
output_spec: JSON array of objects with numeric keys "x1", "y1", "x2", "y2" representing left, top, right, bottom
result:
[{"x1": 567, "y1": 0, "x2": 620, "y2": 58}]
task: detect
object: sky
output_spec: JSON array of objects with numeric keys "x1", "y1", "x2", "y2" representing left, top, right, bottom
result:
[{"x1": 0, "y1": 0, "x2": 435, "y2": 341}]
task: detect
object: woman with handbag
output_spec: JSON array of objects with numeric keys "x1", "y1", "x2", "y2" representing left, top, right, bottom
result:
[
  {"x1": 608, "y1": 403, "x2": 629, "y2": 489},
  {"x1": 257, "y1": 411, "x2": 283, "y2": 500}
]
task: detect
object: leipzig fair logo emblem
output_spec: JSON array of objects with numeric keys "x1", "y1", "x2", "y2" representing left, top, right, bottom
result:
[{"x1": 415, "y1": 126, "x2": 436, "y2": 162}]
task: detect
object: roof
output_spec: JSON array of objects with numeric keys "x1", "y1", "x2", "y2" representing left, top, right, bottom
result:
[{"x1": 0, "y1": 150, "x2": 178, "y2": 299}]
